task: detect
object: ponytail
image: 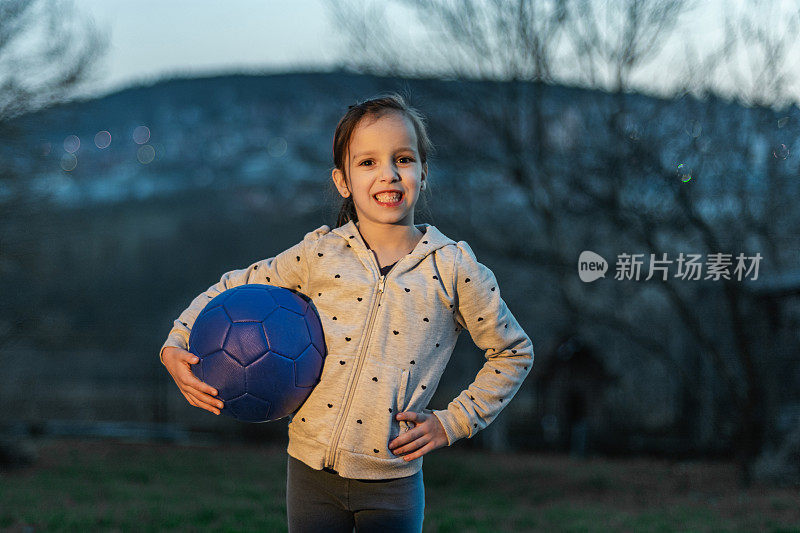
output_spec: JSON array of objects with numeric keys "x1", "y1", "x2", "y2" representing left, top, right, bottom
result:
[{"x1": 336, "y1": 195, "x2": 358, "y2": 227}]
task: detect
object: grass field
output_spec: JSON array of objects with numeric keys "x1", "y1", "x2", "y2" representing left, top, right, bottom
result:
[{"x1": 1, "y1": 437, "x2": 799, "y2": 532}]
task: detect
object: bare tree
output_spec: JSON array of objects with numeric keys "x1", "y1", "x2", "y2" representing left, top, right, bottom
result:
[
  {"x1": 327, "y1": 0, "x2": 800, "y2": 486},
  {"x1": 0, "y1": 0, "x2": 107, "y2": 351}
]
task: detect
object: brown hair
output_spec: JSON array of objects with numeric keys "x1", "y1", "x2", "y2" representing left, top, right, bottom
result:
[{"x1": 330, "y1": 92, "x2": 434, "y2": 228}]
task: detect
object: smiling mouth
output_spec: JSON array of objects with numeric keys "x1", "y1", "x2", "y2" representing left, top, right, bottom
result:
[{"x1": 373, "y1": 191, "x2": 403, "y2": 206}]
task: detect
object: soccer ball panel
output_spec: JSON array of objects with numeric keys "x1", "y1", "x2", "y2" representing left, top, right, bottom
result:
[
  {"x1": 191, "y1": 306, "x2": 231, "y2": 357},
  {"x1": 204, "y1": 289, "x2": 232, "y2": 310},
  {"x1": 223, "y1": 322, "x2": 269, "y2": 366},
  {"x1": 269, "y1": 287, "x2": 308, "y2": 315},
  {"x1": 247, "y1": 351, "x2": 294, "y2": 398},
  {"x1": 294, "y1": 344, "x2": 323, "y2": 388},
  {"x1": 304, "y1": 306, "x2": 326, "y2": 355},
  {"x1": 262, "y1": 308, "x2": 311, "y2": 359},
  {"x1": 226, "y1": 394, "x2": 271, "y2": 423},
  {"x1": 247, "y1": 352, "x2": 298, "y2": 418},
  {"x1": 200, "y1": 350, "x2": 245, "y2": 401},
  {"x1": 223, "y1": 286, "x2": 278, "y2": 322}
]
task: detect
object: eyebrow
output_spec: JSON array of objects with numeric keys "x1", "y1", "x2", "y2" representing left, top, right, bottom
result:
[{"x1": 351, "y1": 147, "x2": 416, "y2": 160}]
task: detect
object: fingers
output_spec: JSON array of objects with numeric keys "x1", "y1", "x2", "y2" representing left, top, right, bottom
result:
[
  {"x1": 390, "y1": 412, "x2": 425, "y2": 449},
  {"x1": 390, "y1": 432, "x2": 431, "y2": 457},
  {"x1": 178, "y1": 358, "x2": 224, "y2": 415},
  {"x1": 185, "y1": 374, "x2": 219, "y2": 398},
  {"x1": 401, "y1": 440, "x2": 437, "y2": 461},
  {"x1": 180, "y1": 362, "x2": 219, "y2": 397},
  {"x1": 185, "y1": 388, "x2": 223, "y2": 415},
  {"x1": 166, "y1": 350, "x2": 215, "y2": 395},
  {"x1": 164, "y1": 347, "x2": 198, "y2": 365},
  {"x1": 398, "y1": 411, "x2": 422, "y2": 423},
  {"x1": 182, "y1": 375, "x2": 223, "y2": 410},
  {"x1": 165, "y1": 350, "x2": 223, "y2": 415}
]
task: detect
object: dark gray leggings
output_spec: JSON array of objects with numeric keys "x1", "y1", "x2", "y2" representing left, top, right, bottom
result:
[{"x1": 286, "y1": 455, "x2": 425, "y2": 533}]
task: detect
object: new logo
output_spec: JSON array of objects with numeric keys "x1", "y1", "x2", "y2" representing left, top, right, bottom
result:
[{"x1": 578, "y1": 251, "x2": 608, "y2": 283}]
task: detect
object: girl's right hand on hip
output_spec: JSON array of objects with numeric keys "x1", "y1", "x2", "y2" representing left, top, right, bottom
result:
[{"x1": 161, "y1": 346, "x2": 224, "y2": 415}]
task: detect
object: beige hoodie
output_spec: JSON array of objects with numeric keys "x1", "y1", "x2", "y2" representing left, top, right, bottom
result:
[{"x1": 160, "y1": 219, "x2": 534, "y2": 480}]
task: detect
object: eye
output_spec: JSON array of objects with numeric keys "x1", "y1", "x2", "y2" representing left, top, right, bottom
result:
[
  {"x1": 398, "y1": 156, "x2": 415, "y2": 164},
  {"x1": 359, "y1": 159, "x2": 373, "y2": 167}
]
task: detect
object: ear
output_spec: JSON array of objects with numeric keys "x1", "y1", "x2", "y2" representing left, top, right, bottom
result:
[
  {"x1": 331, "y1": 168, "x2": 350, "y2": 197},
  {"x1": 421, "y1": 161, "x2": 428, "y2": 189}
]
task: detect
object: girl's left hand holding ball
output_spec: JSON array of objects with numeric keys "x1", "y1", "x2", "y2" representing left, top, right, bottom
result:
[{"x1": 389, "y1": 411, "x2": 449, "y2": 461}]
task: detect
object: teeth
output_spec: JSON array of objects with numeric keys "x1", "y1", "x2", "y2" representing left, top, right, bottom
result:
[{"x1": 375, "y1": 192, "x2": 401, "y2": 203}]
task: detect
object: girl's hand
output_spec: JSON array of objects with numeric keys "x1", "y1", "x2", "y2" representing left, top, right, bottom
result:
[
  {"x1": 388, "y1": 411, "x2": 449, "y2": 461},
  {"x1": 161, "y1": 346, "x2": 224, "y2": 415}
]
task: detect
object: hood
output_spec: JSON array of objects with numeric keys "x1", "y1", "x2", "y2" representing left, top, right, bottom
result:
[{"x1": 331, "y1": 219, "x2": 457, "y2": 273}]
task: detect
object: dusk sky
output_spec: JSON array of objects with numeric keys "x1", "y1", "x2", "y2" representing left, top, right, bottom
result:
[
  {"x1": 76, "y1": 0, "x2": 343, "y2": 97},
  {"x1": 67, "y1": 0, "x2": 798, "y2": 106}
]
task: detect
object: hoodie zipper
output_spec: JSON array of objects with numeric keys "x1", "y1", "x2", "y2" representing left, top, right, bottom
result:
[{"x1": 324, "y1": 260, "x2": 395, "y2": 472}]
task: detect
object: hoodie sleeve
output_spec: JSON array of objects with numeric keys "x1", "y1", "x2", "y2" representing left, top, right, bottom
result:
[
  {"x1": 159, "y1": 224, "x2": 330, "y2": 365},
  {"x1": 432, "y1": 240, "x2": 534, "y2": 446}
]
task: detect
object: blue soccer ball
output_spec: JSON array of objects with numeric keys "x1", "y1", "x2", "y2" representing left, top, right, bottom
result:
[{"x1": 188, "y1": 284, "x2": 326, "y2": 423}]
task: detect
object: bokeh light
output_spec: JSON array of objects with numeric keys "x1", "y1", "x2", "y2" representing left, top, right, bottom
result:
[
  {"x1": 268, "y1": 137, "x2": 287, "y2": 157},
  {"x1": 60, "y1": 153, "x2": 77, "y2": 171},
  {"x1": 772, "y1": 144, "x2": 789, "y2": 160},
  {"x1": 133, "y1": 125, "x2": 151, "y2": 145},
  {"x1": 137, "y1": 144, "x2": 155, "y2": 164},
  {"x1": 94, "y1": 130, "x2": 112, "y2": 149},
  {"x1": 40, "y1": 142, "x2": 51, "y2": 156},
  {"x1": 677, "y1": 163, "x2": 692, "y2": 182},
  {"x1": 63, "y1": 135, "x2": 80, "y2": 154}
]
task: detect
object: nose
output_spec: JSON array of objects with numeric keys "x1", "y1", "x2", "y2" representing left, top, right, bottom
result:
[{"x1": 379, "y1": 162, "x2": 400, "y2": 182}]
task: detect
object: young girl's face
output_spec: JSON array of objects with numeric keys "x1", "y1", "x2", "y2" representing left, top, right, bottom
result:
[{"x1": 332, "y1": 111, "x2": 427, "y2": 228}]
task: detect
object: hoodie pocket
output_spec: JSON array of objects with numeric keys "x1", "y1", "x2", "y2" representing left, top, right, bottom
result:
[
  {"x1": 342, "y1": 360, "x2": 410, "y2": 458},
  {"x1": 288, "y1": 354, "x2": 354, "y2": 446},
  {"x1": 397, "y1": 369, "x2": 410, "y2": 410},
  {"x1": 396, "y1": 369, "x2": 412, "y2": 433}
]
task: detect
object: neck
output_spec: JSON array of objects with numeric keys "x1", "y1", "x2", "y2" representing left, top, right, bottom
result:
[{"x1": 355, "y1": 220, "x2": 425, "y2": 255}]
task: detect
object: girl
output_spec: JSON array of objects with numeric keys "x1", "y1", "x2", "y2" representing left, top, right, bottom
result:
[{"x1": 160, "y1": 93, "x2": 534, "y2": 532}]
